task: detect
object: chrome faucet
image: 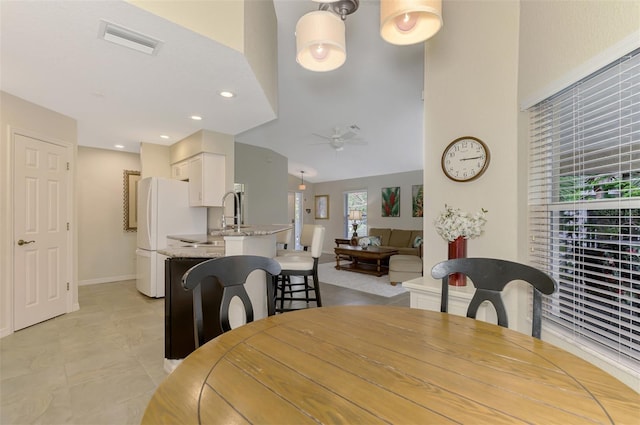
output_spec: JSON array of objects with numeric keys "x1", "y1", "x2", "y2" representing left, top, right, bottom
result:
[{"x1": 221, "y1": 191, "x2": 241, "y2": 232}]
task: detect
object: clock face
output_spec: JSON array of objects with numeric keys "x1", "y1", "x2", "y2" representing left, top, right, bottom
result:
[{"x1": 441, "y1": 137, "x2": 490, "y2": 182}]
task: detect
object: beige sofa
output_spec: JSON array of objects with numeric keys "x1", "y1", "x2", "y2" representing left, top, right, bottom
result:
[{"x1": 365, "y1": 228, "x2": 423, "y2": 257}]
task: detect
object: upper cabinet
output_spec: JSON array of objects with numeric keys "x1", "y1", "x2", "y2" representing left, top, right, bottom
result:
[
  {"x1": 188, "y1": 153, "x2": 226, "y2": 207},
  {"x1": 171, "y1": 160, "x2": 190, "y2": 181}
]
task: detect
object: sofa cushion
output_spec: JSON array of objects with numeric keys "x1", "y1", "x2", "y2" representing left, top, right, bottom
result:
[
  {"x1": 369, "y1": 228, "x2": 391, "y2": 246},
  {"x1": 389, "y1": 229, "x2": 412, "y2": 248},
  {"x1": 395, "y1": 246, "x2": 419, "y2": 256}
]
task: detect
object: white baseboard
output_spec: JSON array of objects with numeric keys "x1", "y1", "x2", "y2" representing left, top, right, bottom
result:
[{"x1": 78, "y1": 275, "x2": 136, "y2": 286}]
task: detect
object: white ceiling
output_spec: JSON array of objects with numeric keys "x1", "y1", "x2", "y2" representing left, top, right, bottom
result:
[{"x1": 1, "y1": 0, "x2": 425, "y2": 183}]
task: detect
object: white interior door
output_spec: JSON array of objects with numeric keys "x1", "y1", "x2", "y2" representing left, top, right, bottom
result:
[{"x1": 13, "y1": 133, "x2": 69, "y2": 330}]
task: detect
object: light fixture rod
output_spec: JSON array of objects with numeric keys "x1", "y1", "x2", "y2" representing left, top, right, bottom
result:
[
  {"x1": 298, "y1": 171, "x2": 307, "y2": 191},
  {"x1": 318, "y1": 0, "x2": 359, "y2": 20}
]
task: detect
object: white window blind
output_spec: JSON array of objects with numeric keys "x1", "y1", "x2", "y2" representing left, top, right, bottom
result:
[{"x1": 528, "y1": 48, "x2": 640, "y2": 369}]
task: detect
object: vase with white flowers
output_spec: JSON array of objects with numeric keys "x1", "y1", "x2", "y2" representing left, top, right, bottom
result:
[{"x1": 434, "y1": 205, "x2": 488, "y2": 286}]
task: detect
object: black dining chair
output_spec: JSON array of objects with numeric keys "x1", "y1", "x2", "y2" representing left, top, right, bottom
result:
[
  {"x1": 431, "y1": 258, "x2": 557, "y2": 338},
  {"x1": 273, "y1": 225, "x2": 325, "y2": 313},
  {"x1": 182, "y1": 255, "x2": 281, "y2": 348}
]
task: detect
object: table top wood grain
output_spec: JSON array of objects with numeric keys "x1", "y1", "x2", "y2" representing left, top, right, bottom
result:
[{"x1": 142, "y1": 305, "x2": 639, "y2": 424}]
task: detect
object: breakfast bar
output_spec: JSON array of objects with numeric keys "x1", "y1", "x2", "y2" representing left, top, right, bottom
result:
[{"x1": 160, "y1": 224, "x2": 290, "y2": 371}]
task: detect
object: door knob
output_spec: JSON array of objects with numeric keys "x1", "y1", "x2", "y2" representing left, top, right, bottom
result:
[{"x1": 17, "y1": 239, "x2": 35, "y2": 246}]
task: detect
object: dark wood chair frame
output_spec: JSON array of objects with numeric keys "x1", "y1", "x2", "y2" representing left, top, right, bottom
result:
[
  {"x1": 431, "y1": 258, "x2": 557, "y2": 338},
  {"x1": 276, "y1": 257, "x2": 322, "y2": 313},
  {"x1": 182, "y1": 255, "x2": 281, "y2": 348}
]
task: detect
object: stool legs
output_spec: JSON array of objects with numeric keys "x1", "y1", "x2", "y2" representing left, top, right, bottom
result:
[{"x1": 274, "y1": 271, "x2": 322, "y2": 313}]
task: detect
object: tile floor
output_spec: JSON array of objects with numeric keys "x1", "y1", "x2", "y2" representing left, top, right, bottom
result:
[{"x1": 0, "y1": 256, "x2": 409, "y2": 424}]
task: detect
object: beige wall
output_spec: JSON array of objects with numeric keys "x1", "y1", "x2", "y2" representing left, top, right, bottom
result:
[
  {"x1": 140, "y1": 142, "x2": 170, "y2": 179},
  {"x1": 314, "y1": 170, "x2": 424, "y2": 253},
  {"x1": 518, "y1": 0, "x2": 639, "y2": 105},
  {"x1": 127, "y1": 0, "x2": 244, "y2": 52},
  {"x1": 77, "y1": 147, "x2": 141, "y2": 284},
  {"x1": 0, "y1": 91, "x2": 78, "y2": 337},
  {"x1": 244, "y1": 0, "x2": 278, "y2": 114},
  {"x1": 423, "y1": 1, "x2": 520, "y2": 267}
]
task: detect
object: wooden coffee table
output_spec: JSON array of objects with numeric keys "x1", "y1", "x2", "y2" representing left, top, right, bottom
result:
[{"x1": 334, "y1": 245, "x2": 398, "y2": 277}]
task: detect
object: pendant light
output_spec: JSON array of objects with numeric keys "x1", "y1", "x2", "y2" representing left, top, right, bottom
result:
[
  {"x1": 298, "y1": 171, "x2": 307, "y2": 191},
  {"x1": 296, "y1": 10, "x2": 346, "y2": 72},
  {"x1": 380, "y1": 0, "x2": 443, "y2": 45}
]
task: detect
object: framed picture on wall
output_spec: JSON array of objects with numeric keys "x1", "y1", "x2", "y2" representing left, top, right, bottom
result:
[
  {"x1": 123, "y1": 170, "x2": 141, "y2": 231},
  {"x1": 315, "y1": 195, "x2": 329, "y2": 219},
  {"x1": 412, "y1": 184, "x2": 424, "y2": 217},
  {"x1": 381, "y1": 187, "x2": 400, "y2": 217}
]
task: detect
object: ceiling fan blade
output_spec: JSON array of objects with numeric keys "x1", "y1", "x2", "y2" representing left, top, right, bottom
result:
[
  {"x1": 345, "y1": 138, "x2": 368, "y2": 145},
  {"x1": 312, "y1": 133, "x2": 333, "y2": 141},
  {"x1": 339, "y1": 129, "x2": 357, "y2": 140}
]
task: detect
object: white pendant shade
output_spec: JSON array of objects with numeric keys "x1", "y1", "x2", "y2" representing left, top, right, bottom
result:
[
  {"x1": 380, "y1": 0, "x2": 443, "y2": 45},
  {"x1": 296, "y1": 11, "x2": 346, "y2": 72}
]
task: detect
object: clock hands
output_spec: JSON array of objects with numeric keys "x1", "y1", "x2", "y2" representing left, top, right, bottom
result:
[{"x1": 460, "y1": 156, "x2": 483, "y2": 161}]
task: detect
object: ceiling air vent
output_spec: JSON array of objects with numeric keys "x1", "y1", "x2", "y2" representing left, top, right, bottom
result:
[{"x1": 98, "y1": 20, "x2": 163, "y2": 55}]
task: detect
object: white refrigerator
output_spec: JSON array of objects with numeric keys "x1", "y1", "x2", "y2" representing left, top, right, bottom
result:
[{"x1": 136, "y1": 177, "x2": 206, "y2": 297}]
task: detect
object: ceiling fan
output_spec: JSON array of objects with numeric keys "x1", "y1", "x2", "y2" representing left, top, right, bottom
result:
[{"x1": 312, "y1": 124, "x2": 367, "y2": 151}]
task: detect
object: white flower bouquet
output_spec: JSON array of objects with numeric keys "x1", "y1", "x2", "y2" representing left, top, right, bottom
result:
[{"x1": 434, "y1": 205, "x2": 488, "y2": 242}]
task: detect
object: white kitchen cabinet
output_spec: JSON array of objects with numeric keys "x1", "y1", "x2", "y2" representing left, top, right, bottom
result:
[
  {"x1": 171, "y1": 160, "x2": 190, "y2": 181},
  {"x1": 188, "y1": 153, "x2": 226, "y2": 207}
]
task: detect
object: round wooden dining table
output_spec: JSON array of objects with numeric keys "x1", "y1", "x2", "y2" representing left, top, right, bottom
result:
[{"x1": 142, "y1": 305, "x2": 639, "y2": 424}]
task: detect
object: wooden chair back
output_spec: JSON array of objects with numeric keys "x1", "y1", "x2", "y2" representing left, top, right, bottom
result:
[
  {"x1": 431, "y1": 258, "x2": 557, "y2": 338},
  {"x1": 182, "y1": 255, "x2": 281, "y2": 348}
]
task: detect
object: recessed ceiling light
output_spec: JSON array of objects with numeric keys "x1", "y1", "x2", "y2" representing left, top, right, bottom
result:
[
  {"x1": 191, "y1": 115, "x2": 202, "y2": 121},
  {"x1": 114, "y1": 144, "x2": 124, "y2": 149},
  {"x1": 219, "y1": 91, "x2": 235, "y2": 98},
  {"x1": 160, "y1": 135, "x2": 170, "y2": 139}
]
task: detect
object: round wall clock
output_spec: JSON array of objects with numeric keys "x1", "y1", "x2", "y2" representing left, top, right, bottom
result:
[{"x1": 441, "y1": 136, "x2": 490, "y2": 182}]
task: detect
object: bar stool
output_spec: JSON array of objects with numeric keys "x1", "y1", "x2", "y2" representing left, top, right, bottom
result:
[
  {"x1": 275, "y1": 227, "x2": 293, "y2": 256},
  {"x1": 277, "y1": 224, "x2": 316, "y2": 257},
  {"x1": 273, "y1": 225, "x2": 325, "y2": 312}
]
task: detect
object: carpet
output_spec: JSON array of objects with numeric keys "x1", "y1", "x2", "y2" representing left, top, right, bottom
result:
[{"x1": 317, "y1": 263, "x2": 408, "y2": 298}]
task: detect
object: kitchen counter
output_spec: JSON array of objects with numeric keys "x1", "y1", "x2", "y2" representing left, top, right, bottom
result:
[
  {"x1": 158, "y1": 246, "x2": 225, "y2": 258},
  {"x1": 163, "y1": 225, "x2": 291, "y2": 259},
  {"x1": 173, "y1": 224, "x2": 291, "y2": 240},
  {"x1": 208, "y1": 224, "x2": 292, "y2": 237}
]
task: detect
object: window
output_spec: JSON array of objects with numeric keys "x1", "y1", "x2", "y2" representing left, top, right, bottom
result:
[
  {"x1": 345, "y1": 190, "x2": 367, "y2": 238},
  {"x1": 528, "y1": 48, "x2": 640, "y2": 368}
]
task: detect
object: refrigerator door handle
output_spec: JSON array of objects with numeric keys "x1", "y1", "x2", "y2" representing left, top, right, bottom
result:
[{"x1": 145, "y1": 184, "x2": 152, "y2": 247}]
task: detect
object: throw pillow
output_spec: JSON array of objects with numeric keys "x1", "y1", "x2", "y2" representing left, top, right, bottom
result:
[
  {"x1": 368, "y1": 236, "x2": 381, "y2": 246},
  {"x1": 413, "y1": 235, "x2": 423, "y2": 248}
]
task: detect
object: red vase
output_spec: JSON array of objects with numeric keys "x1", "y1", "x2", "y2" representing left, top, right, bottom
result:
[{"x1": 448, "y1": 236, "x2": 467, "y2": 286}]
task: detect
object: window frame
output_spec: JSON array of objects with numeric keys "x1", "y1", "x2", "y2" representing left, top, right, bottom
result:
[{"x1": 527, "y1": 48, "x2": 640, "y2": 370}]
